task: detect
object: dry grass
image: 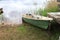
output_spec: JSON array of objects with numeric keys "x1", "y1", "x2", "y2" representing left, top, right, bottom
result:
[{"x1": 0, "y1": 23, "x2": 50, "y2": 40}]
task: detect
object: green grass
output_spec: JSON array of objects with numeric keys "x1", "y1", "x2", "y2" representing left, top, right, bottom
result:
[
  {"x1": 0, "y1": 23, "x2": 49, "y2": 40},
  {"x1": 46, "y1": 6, "x2": 58, "y2": 12},
  {"x1": 0, "y1": 22, "x2": 59, "y2": 40},
  {"x1": 17, "y1": 25, "x2": 26, "y2": 32},
  {"x1": 17, "y1": 23, "x2": 60, "y2": 40}
]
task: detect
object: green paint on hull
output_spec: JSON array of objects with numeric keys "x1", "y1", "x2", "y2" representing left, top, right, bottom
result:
[{"x1": 22, "y1": 17, "x2": 51, "y2": 29}]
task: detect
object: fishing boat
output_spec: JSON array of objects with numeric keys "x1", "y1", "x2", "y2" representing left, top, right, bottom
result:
[{"x1": 22, "y1": 14, "x2": 53, "y2": 29}]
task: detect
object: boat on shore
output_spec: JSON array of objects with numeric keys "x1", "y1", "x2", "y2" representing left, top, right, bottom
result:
[{"x1": 22, "y1": 14, "x2": 53, "y2": 29}]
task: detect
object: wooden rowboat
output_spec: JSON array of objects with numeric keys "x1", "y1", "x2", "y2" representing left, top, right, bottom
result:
[{"x1": 22, "y1": 14, "x2": 53, "y2": 29}]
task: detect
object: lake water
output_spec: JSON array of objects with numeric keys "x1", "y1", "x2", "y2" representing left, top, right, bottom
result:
[{"x1": 0, "y1": 0, "x2": 50, "y2": 24}]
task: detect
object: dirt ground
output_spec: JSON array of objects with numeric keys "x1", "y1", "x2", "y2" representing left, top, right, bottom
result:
[{"x1": 0, "y1": 23, "x2": 50, "y2": 40}]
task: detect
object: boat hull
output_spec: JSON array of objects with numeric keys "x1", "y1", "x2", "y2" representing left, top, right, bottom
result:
[{"x1": 22, "y1": 17, "x2": 51, "y2": 29}]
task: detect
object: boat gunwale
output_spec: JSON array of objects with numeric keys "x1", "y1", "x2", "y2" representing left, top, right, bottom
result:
[{"x1": 22, "y1": 17, "x2": 53, "y2": 21}]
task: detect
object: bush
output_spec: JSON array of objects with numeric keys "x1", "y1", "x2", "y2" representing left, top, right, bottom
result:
[
  {"x1": 36, "y1": 6, "x2": 58, "y2": 17},
  {"x1": 46, "y1": 6, "x2": 59, "y2": 12}
]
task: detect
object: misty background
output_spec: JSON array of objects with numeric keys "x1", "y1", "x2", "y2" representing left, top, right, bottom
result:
[{"x1": 0, "y1": 0, "x2": 51, "y2": 24}]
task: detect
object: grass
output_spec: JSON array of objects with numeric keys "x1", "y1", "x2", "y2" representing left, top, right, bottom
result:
[
  {"x1": 46, "y1": 6, "x2": 59, "y2": 12},
  {"x1": 0, "y1": 23, "x2": 49, "y2": 40},
  {"x1": 0, "y1": 22, "x2": 59, "y2": 40},
  {"x1": 36, "y1": 6, "x2": 59, "y2": 17},
  {"x1": 17, "y1": 25, "x2": 27, "y2": 33}
]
